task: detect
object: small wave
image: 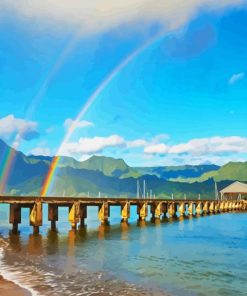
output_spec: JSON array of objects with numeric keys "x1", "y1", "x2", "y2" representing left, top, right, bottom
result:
[{"x1": 0, "y1": 246, "x2": 40, "y2": 296}]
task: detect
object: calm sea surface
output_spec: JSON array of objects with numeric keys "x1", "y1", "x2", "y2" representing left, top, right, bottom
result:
[{"x1": 0, "y1": 205, "x2": 246, "y2": 296}]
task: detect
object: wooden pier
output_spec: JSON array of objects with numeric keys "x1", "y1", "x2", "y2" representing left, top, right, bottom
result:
[{"x1": 0, "y1": 196, "x2": 246, "y2": 234}]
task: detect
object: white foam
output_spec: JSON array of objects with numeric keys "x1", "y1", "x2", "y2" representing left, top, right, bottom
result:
[{"x1": 0, "y1": 247, "x2": 40, "y2": 296}]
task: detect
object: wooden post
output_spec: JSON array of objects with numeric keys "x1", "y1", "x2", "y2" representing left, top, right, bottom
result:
[
  {"x1": 168, "y1": 203, "x2": 176, "y2": 218},
  {"x1": 137, "y1": 202, "x2": 148, "y2": 221},
  {"x1": 79, "y1": 204, "x2": 87, "y2": 227},
  {"x1": 30, "y1": 202, "x2": 42, "y2": 234},
  {"x1": 161, "y1": 202, "x2": 168, "y2": 220},
  {"x1": 229, "y1": 202, "x2": 233, "y2": 211},
  {"x1": 48, "y1": 204, "x2": 58, "y2": 231},
  {"x1": 9, "y1": 204, "x2": 21, "y2": 233},
  {"x1": 214, "y1": 202, "x2": 219, "y2": 213},
  {"x1": 196, "y1": 202, "x2": 202, "y2": 215},
  {"x1": 121, "y1": 202, "x2": 130, "y2": 223},
  {"x1": 224, "y1": 201, "x2": 229, "y2": 211},
  {"x1": 188, "y1": 202, "x2": 194, "y2": 216},
  {"x1": 220, "y1": 201, "x2": 225, "y2": 212},
  {"x1": 203, "y1": 201, "x2": 209, "y2": 215},
  {"x1": 233, "y1": 202, "x2": 237, "y2": 211},
  {"x1": 68, "y1": 202, "x2": 80, "y2": 230},
  {"x1": 98, "y1": 202, "x2": 109, "y2": 225},
  {"x1": 209, "y1": 201, "x2": 215, "y2": 214},
  {"x1": 151, "y1": 202, "x2": 162, "y2": 222},
  {"x1": 178, "y1": 202, "x2": 185, "y2": 217}
]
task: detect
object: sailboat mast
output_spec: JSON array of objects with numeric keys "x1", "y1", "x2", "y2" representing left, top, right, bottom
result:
[
  {"x1": 137, "y1": 180, "x2": 139, "y2": 199},
  {"x1": 143, "y1": 180, "x2": 146, "y2": 199},
  {"x1": 215, "y1": 181, "x2": 219, "y2": 200}
]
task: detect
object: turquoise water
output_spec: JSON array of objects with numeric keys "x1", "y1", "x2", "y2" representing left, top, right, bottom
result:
[{"x1": 0, "y1": 205, "x2": 246, "y2": 295}]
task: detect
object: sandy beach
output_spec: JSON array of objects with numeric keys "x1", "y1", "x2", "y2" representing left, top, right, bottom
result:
[{"x1": 0, "y1": 275, "x2": 31, "y2": 296}]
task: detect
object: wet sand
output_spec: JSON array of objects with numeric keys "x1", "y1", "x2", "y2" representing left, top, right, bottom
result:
[{"x1": 0, "y1": 275, "x2": 31, "y2": 296}]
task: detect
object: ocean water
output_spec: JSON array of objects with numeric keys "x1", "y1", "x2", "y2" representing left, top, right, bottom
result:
[{"x1": 0, "y1": 204, "x2": 246, "y2": 296}]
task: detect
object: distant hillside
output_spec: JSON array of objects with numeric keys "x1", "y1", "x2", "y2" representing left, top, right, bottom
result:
[
  {"x1": 135, "y1": 164, "x2": 219, "y2": 180},
  {"x1": 171, "y1": 162, "x2": 247, "y2": 183},
  {"x1": 214, "y1": 162, "x2": 247, "y2": 182},
  {"x1": 29, "y1": 154, "x2": 140, "y2": 179},
  {"x1": 0, "y1": 138, "x2": 244, "y2": 199},
  {"x1": 6, "y1": 167, "x2": 221, "y2": 199},
  {"x1": 72, "y1": 155, "x2": 141, "y2": 178}
]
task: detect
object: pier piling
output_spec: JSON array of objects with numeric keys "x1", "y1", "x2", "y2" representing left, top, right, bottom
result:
[
  {"x1": 121, "y1": 202, "x2": 130, "y2": 223},
  {"x1": 98, "y1": 202, "x2": 109, "y2": 225},
  {"x1": 68, "y1": 202, "x2": 80, "y2": 230},
  {"x1": 79, "y1": 204, "x2": 87, "y2": 227},
  {"x1": 48, "y1": 204, "x2": 58, "y2": 231},
  {"x1": 9, "y1": 203, "x2": 21, "y2": 233},
  {"x1": 0, "y1": 196, "x2": 245, "y2": 233},
  {"x1": 30, "y1": 202, "x2": 42, "y2": 234},
  {"x1": 137, "y1": 202, "x2": 148, "y2": 221}
]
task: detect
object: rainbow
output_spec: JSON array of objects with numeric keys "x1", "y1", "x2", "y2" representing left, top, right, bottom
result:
[
  {"x1": 41, "y1": 30, "x2": 166, "y2": 197},
  {"x1": 0, "y1": 146, "x2": 16, "y2": 194},
  {"x1": 40, "y1": 156, "x2": 61, "y2": 197},
  {"x1": 0, "y1": 33, "x2": 81, "y2": 195}
]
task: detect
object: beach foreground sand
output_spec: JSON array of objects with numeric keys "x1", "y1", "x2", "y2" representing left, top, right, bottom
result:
[{"x1": 0, "y1": 275, "x2": 31, "y2": 296}]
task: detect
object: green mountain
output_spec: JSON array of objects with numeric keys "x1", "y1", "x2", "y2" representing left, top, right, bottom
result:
[
  {"x1": 214, "y1": 162, "x2": 247, "y2": 182},
  {"x1": 135, "y1": 164, "x2": 219, "y2": 180},
  {"x1": 171, "y1": 162, "x2": 247, "y2": 183},
  {"x1": 30, "y1": 154, "x2": 140, "y2": 179},
  {"x1": 0, "y1": 138, "x2": 242, "y2": 199},
  {"x1": 71, "y1": 155, "x2": 141, "y2": 178}
]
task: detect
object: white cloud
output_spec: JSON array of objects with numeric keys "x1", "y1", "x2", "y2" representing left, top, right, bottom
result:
[
  {"x1": 64, "y1": 118, "x2": 94, "y2": 130},
  {"x1": 152, "y1": 134, "x2": 170, "y2": 143},
  {"x1": 144, "y1": 143, "x2": 169, "y2": 154},
  {"x1": 144, "y1": 136, "x2": 247, "y2": 156},
  {"x1": 0, "y1": 114, "x2": 39, "y2": 142},
  {"x1": 29, "y1": 147, "x2": 52, "y2": 156},
  {"x1": 59, "y1": 134, "x2": 164, "y2": 157},
  {"x1": 127, "y1": 134, "x2": 169, "y2": 148},
  {"x1": 60, "y1": 135, "x2": 125, "y2": 156},
  {"x1": 229, "y1": 72, "x2": 245, "y2": 84},
  {"x1": 127, "y1": 139, "x2": 148, "y2": 148},
  {"x1": 0, "y1": 1, "x2": 243, "y2": 35}
]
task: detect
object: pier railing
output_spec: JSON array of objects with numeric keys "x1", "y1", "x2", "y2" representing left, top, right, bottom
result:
[{"x1": 0, "y1": 196, "x2": 246, "y2": 234}]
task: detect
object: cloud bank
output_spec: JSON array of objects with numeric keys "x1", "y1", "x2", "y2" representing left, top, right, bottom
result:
[
  {"x1": 60, "y1": 135, "x2": 126, "y2": 155},
  {"x1": 29, "y1": 147, "x2": 52, "y2": 156},
  {"x1": 55, "y1": 134, "x2": 247, "y2": 165},
  {"x1": 64, "y1": 118, "x2": 94, "y2": 130},
  {"x1": 0, "y1": 115, "x2": 39, "y2": 143},
  {"x1": 144, "y1": 136, "x2": 247, "y2": 156},
  {"x1": 0, "y1": 0, "x2": 244, "y2": 34}
]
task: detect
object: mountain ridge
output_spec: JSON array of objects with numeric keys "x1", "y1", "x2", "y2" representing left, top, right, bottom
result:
[{"x1": 0, "y1": 138, "x2": 246, "y2": 198}]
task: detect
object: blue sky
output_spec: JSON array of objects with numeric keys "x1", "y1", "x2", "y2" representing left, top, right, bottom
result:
[{"x1": 0, "y1": 1, "x2": 247, "y2": 166}]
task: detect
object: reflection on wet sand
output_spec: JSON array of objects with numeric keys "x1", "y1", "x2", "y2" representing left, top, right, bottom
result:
[
  {"x1": 8, "y1": 232, "x2": 22, "y2": 252},
  {"x1": 9, "y1": 232, "x2": 46, "y2": 256},
  {"x1": 28, "y1": 234, "x2": 43, "y2": 255},
  {"x1": 46, "y1": 230, "x2": 59, "y2": 255}
]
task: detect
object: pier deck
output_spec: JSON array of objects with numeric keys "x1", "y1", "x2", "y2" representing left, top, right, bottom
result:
[{"x1": 0, "y1": 196, "x2": 246, "y2": 234}]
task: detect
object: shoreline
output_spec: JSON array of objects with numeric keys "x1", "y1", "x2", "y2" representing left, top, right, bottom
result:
[
  {"x1": 0, "y1": 238, "x2": 36, "y2": 296},
  {"x1": 0, "y1": 275, "x2": 32, "y2": 296}
]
